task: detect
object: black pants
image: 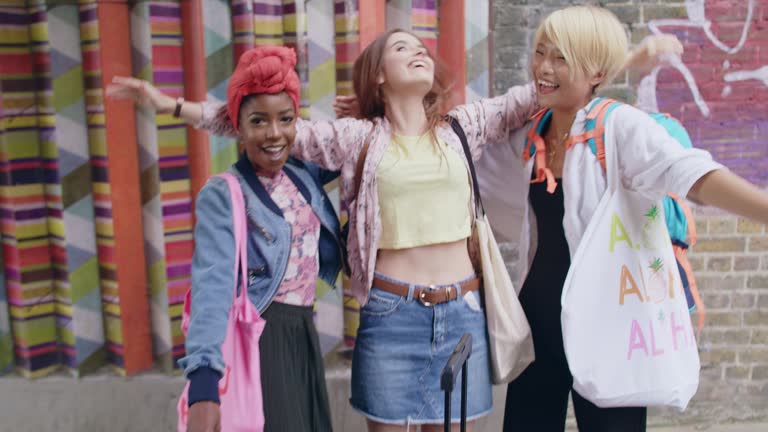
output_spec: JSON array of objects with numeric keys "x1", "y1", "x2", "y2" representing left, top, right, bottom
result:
[
  {"x1": 503, "y1": 277, "x2": 647, "y2": 432},
  {"x1": 260, "y1": 301, "x2": 333, "y2": 432},
  {"x1": 503, "y1": 355, "x2": 647, "y2": 431}
]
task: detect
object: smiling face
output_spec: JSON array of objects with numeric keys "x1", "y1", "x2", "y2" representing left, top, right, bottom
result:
[
  {"x1": 530, "y1": 6, "x2": 629, "y2": 112},
  {"x1": 238, "y1": 92, "x2": 296, "y2": 175},
  {"x1": 531, "y1": 35, "x2": 601, "y2": 112},
  {"x1": 378, "y1": 31, "x2": 435, "y2": 98}
]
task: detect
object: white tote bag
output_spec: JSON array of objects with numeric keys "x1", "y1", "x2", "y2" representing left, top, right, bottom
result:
[
  {"x1": 450, "y1": 117, "x2": 534, "y2": 384},
  {"x1": 561, "y1": 122, "x2": 700, "y2": 410},
  {"x1": 474, "y1": 214, "x2": 535, "y2": 384}
]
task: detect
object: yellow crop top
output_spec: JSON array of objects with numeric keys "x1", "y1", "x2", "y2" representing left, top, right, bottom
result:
[{"x1": 376, "y1": 133, "x2": 472, "y2": 250}]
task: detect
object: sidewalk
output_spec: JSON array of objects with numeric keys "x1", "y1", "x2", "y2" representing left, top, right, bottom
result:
[
  {"x1": 2, "y1": 364, "x2": 766, "y2": 431},
  {"x1": 651, "y1": 423, "x2": 768, "y2": 431}
]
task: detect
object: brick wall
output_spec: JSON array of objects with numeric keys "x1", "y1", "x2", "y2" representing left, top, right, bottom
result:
[{"x1": 492, "y1": 0, "x2": 768, "y2": 425}]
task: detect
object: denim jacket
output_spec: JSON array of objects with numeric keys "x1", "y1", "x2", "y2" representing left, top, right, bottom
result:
[{"x1": 178, "y1": 154, "x2": 342, "y2": 404}]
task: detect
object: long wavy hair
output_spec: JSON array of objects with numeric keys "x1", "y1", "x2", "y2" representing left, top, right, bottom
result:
[{"x1": 352, "y1": 28, "x2": 452, "y2": 135}]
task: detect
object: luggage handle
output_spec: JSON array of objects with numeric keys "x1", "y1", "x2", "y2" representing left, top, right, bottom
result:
[{"x1": 441, "y1": 333, "x2": 473, "y2": 432}]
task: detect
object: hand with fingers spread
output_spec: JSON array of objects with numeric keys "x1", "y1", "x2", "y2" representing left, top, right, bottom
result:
[
  {"x1": 332, "y1": 94, "x2": 359, "y2": 119},
  {"x1": 622, "y1": 34, "x2": 684, "y2": 75},
  {"x1": 106, "y1": 76, "x2": 176, "y2": 113}
]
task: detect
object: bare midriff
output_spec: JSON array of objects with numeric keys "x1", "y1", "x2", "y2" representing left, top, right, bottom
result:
[{"x1": 375, "y1": 238, "x2": 474, "y2": 285}]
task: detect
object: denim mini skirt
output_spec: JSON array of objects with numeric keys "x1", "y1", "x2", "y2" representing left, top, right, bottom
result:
[{"x1": 349, "y1": 272, "x2": 493, "y2": 425}]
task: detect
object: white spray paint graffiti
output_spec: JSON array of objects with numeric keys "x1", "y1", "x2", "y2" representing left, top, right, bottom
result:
[
  {"x1": 637, "y1": 54, "x2": 711, "y2": 116},
  {"x1": 636, "y1": 0, "x2": 764, "y2": 117},
  {"x1": 724, "y1": 66, "x2": 768, "y2": 88}
]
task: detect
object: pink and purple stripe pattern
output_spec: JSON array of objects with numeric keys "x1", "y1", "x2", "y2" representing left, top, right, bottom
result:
[
  {"x1": 0, "y1": 1, "x2": 58, "y2": 377},
  {"x1": 150, "y1": 0, "x2": 193, "y2": 369},
  {"x1": 78, "y1": 0, "x2": 128, "y2": 371},
  {"x1": 411, "y1": 0, "x2": 437, "y2": 53},
  {"x1": 231, "y1": 0, "x2": 255, "y2": 63}
]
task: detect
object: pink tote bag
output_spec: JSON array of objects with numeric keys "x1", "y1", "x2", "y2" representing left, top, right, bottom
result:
[{"x1": 177, "y1": 173, "x2": 266, "y2": 431}]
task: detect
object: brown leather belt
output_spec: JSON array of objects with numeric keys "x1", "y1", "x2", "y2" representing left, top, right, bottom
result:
[{"x1": 372, "y1": 276, "x2": 480, "y2": 307}]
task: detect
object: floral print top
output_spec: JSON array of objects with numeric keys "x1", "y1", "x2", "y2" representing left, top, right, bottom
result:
[{"x1": 259, "y1": 171, "x2": 320, "y2": 306}]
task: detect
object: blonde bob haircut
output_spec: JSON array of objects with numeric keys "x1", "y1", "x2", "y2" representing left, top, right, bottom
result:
[{"x1": 533, "y1": 5, "x2": 628, "y2": 93}]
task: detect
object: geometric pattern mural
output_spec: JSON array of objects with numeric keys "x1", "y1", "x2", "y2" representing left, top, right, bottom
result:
[
  {"x1": 334, "y1": 0, "x2": 361, "y2": 348},
  {"x1": 386, "y1": 0, "x2": 412, "y2": 31},
  {"x1": 231, "y1": 0, "x2": 255, "y2": 61},
  {"x1": 254, "y1": 0, "x2": 284, "y2": 46},
  {"x1": 79, "y1": 0, "x2": 132, "y2": 375},
  {"x1": 307, "y1": 0, "x2": 336, "y2": 121},
  {"x1": 0, "y1": 1, "x2": 58, "y2": 378},
  {"x1": 0, "y1": 0, "x2": 485, "y2": 378},
  {"x1": 411, "y1": 0, "x2": 438, "y2": 52},
  {"x1": 0, "y1": 76, "x2": 15, "y2": 376},
  {"x1": 131, "y1": 0, "x2": 193, "y2": 372},
  {"x1": 386, "y1": 0, "x2": 437, "y2": 51},
  {"x1": 204, "y1": 0, "x2": 237, "y2": 174},
  {"x1": 48, "y1": 2, "x2": 104, "y2": 376},
  {"x1": 282, "y1": 0, "x2": 310, "y2": 119},
  {"x1": 80, "y1": 0, "x2": 153, "y2": 376},
  {"x1": 78, "y1": 0, "x2": 123, "y2": 375},
  {"x1": 148, "y1": 0, "x2": 192, "y2": 372},
  {"x1": 307, "y1": 0, "x2": 341, "y2": 354}
]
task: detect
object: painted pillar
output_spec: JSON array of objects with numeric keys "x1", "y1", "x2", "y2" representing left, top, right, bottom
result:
[
  {"x1": 82, "y1": 0, "x2": 152, "y2": 375},
  {"x1": 46, "y1": 1, "x2": 105, "y2": 376},
  {"x1": 131, "y1": 0, "x2": 194, "y2": 373},
  {"x1": 205, "y1": 0, "x2": 237, "y2": 174},
  {"x1": 438, "y1": 0, "x2": 466, "y2": 109},
  {"x1": 0, "y1": 1, "x2": 58, "y2": 378},
  {"x1": 180, "y1": 0, "x2": 211, "y2": 202}
]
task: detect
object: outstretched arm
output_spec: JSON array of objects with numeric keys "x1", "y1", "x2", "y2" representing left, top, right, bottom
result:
[
  {"x1": 106, "y1": 76, "x2": 235, "y2": 137},
  {"x1": 108, "y1": 76, "x2": 371, "y2": 171},
  {"x1": 613, "y1": 106, "x2": 768, "y2": 227},
  {"x1": 689, "y1": 171, "x2": 768, "y2": 225},
  {"x1": 334, "y1": 35, "x2": 685, "y2": 154}
]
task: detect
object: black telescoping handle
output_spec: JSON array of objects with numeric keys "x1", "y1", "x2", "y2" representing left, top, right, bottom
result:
[{"x1": 441, "y1": 333, "x2": 473, "y2": 432}]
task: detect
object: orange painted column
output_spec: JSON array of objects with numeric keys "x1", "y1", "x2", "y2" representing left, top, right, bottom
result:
[
  {"x1": 180, "y1": 0, "x2": 210, "y2": 203},
  {"x1": 438, "y1": 0, "x2": 466, "y2": 110},
  {"x1": 94, "y1": 0, "x2": 152, "y2": 375},
  {"x1": 359, "y1": 0, "x2": 386, "y2": 47}
]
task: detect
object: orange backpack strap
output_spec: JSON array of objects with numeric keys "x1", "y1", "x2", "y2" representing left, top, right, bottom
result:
[
  {"x1": 668, "y1": 192, "x2": 703, "y2": 333},
  {"x1": 523, "y1": 109, "x2": 549, "y2": 163},
  {"x1": 524, "y1": 109, "x2": 558, "y2": 193},
  {"x1": 566, "y1": 98, "x2": 620, "y2": 172}
]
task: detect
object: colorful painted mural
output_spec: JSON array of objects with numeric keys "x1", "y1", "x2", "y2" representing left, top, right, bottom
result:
[{"x1": 0, "y1": 0, "x2": 489, "y2": 378}]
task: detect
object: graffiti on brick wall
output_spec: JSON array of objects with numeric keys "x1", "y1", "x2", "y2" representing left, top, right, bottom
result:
[{"x1": 635, "y1": 0, "x2": 768, "y2": 186}]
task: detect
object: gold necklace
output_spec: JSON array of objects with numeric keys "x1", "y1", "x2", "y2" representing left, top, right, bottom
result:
[{"x1": 547, "y1": 132, "x2": 570, "y2": 166}]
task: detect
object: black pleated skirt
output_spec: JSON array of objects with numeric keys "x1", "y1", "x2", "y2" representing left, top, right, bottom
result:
[{"x1": 260, "y1": 301, "x2": 332, "y2": 432}]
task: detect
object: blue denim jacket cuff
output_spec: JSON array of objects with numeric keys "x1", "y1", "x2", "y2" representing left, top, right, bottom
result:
[{"x1": 188, "y1": 366, "x2": 222, "y2": 406}]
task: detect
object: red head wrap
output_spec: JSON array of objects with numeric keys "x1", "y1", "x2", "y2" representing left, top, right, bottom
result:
[{"x1": 226, "y1": 46, "x2": 300, "y2": 131}]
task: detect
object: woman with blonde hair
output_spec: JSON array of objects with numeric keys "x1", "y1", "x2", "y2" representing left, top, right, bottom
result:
[
  {"x1": 110, "y1": 25, "x2": 683, "y2": 431},
  {"x1": 468, "y1": 6, "x2": 768, "y2": 431}
]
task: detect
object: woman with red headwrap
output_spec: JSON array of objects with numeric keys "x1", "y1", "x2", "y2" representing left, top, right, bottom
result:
[{"x1": 110, "y1": 47, "x2": 343, "y2": 432}]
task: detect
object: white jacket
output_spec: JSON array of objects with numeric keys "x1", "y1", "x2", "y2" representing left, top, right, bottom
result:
[{"x1": 476, "y1": 98, "x2": 724, "y2": 290}]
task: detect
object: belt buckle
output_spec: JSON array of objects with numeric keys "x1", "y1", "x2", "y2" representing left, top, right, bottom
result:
[{"x1": 418, "y1": 284, "x2": 437, "y2": 307}]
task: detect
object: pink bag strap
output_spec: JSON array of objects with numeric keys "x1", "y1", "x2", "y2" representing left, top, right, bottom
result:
[{"x1": 214, "y1": 173, "x2": 254, "y2": 321}]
